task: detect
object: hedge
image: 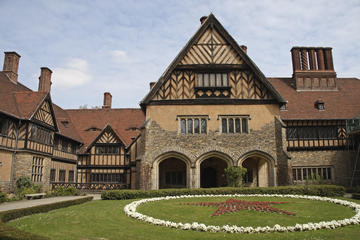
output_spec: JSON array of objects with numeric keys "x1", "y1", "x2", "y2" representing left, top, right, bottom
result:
[
  {"x1": 0, "y1": 196, "x2": 93, "y2": 240},
  {"x1": 353, "y1": 193, "x2": 360, "y2": 200},
  {"x1": 101, "y1": 185, "x2": 345, "y2": 200}
]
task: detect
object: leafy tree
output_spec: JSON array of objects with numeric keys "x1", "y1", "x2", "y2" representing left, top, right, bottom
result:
[{"x1": 224, "y1": 166, "x2": 247, "y2": 187}]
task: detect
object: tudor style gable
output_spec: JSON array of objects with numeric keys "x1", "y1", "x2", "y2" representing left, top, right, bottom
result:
[
  {"x1": 32, "y1": 100, "x2": 56, "y2": 128},
  {"x1": 142, "y1": 14, "x2": 285, "y2": 106}
]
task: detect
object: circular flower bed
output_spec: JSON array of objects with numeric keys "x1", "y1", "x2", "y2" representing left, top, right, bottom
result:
[{"x1": 124, "y1": 194, "x2": 360, "y2": 234}]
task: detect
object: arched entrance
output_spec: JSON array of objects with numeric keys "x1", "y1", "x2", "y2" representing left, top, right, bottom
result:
[
  {"x1": 159, "y1": 157, "x2": 187, "y2": 189},
  {"x1": 200, "y1": 157, "x2": 228, "y2": 188},
  {"x1": 239, "y1": 151, "x2": 276, "y2": 187}
]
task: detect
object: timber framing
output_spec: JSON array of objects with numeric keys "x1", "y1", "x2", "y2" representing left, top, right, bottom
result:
[{"x1": 140, "y1": 13, "x2": 286, "y2": 108}]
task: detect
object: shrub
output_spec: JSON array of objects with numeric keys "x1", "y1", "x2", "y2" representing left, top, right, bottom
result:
[
  {"x1": 18, "y1": 187, "x2": 36, "y2": 198},
  {"x1": 224, "y1": 166, "x2": 247, "y2": 187},
  {"x1": 0, "y1": 191, "x2": 7, "y2": 203},
  {"x1": 101, "y1": 185, "x2": 345, "y2": 200},
  {"x1": 50, "y1": 186, "x2": 80, "y2": 197},
  {"x1": 15, "y1": 176, "x2": 32, "y2": 190},
  {"x1": 352, "y1": 193, "x2": 360, "y2": 200}
]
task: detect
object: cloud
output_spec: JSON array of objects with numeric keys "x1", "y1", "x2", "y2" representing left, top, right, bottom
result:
[
  {"x1": 52, "y1": 58, "x2": 92, "y2": 89},
  {"x1": 110, "y1": 50, "x2": 128, "y2": 62}
]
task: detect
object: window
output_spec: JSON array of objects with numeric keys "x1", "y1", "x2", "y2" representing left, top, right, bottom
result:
[
  {"x1": 292, "y1": 166, "x2": 333, "y2": 182},
  {"x1": 286, "y1": 126, "x2": 341, "y2": 140},
  {"x1": 30, "y1": 124, "x2": 52, "y2": 145},
  {"x1": 197, "y1": 73, "x2": 228, "y2": 87},
  {"x1": 95, "y1": 144, "x2": 120, "y2": 154},
  {"x1": 59, "y1": 170, "x2": 66, "y2": 182},
  {"x1": 31, "y1": 157, "x2": 44, "y2": 182},
  {"x1": 165, "y1": 171, "x2": 184, "y2": 185},
  {"x1": 221, "y1": 116, "x2": 249, "y2": 134},
  {"x1": 91, "y1": 173, "x2": 125, "y2": 183},
  {"x1": 50, "y1": 168, "x2": 56, "y2": 182},
  {"x1": 68, "y1": 170, "x2": 74, "y2": 182},
  {"x1": 179, "y1": 117, "x2": 207, "y2": 134},
  {"x1": 280, "y1": 104, "x2": 287, "y2": 111},
  {"x1": 0, "y1": 117, "x2": 9, "y2": 136},
  {"x1": 315, "y1": 100, "x2": 325, "y2": 110}
]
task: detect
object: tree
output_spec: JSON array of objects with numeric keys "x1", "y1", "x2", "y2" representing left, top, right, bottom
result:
[{"x1": 224, "y1": 166, "x2": 247, "y2": 187}]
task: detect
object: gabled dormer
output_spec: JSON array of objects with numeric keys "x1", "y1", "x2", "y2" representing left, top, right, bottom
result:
[
  {"x1": 141, "y1": 14, "x2": 285, "y2": 108},
  {"x1": 31, "y1": 97, "x2": 57, "y2": 131}
]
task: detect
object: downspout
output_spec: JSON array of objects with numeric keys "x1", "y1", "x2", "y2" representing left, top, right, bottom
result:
[{"x1": 10, "y1": 119, "x2": 21, "y2": 192}]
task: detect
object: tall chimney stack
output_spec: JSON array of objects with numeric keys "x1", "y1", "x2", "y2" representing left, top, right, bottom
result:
[
  {"x1": 38, "y1": 67, "x2": 52, "y2": 92},
  {"x1": 2, "y1": 52, "x2": 21, "y2": 84},
  {"x1": 290, "y1": 47, "x2": 336, "y2": 91},
  {"x1": 102, "y1": 92, "x2": 112, "y2": 109}
]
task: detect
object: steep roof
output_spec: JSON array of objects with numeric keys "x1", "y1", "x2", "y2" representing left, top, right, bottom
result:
[
  {"x1": 0, "y1": 71, "x2": 81, "y2": 143},
  {"x1": 269, "y1": 77, "x2": 360, "y2": 120},
  {"x1": 141, "y1": 13, "x2": 286, "y2": 106},
  {"x1": 66, "y1": 108, "x2": 145, "y2": 150},
  {"x1": 52, "y1": 104, "x2": 82, "y2": 143}
]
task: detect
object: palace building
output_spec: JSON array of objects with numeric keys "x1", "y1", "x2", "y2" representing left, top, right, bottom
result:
[{"x1": 0, "y1": 14, "x2": 359, "y2": 192}]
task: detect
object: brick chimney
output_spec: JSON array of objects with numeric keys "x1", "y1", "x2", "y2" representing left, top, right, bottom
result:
[
  {"x1": 2, "y1": 52, "x2": 21, "y2": 84},
  {"x1": 291, "y1": 47, "x2": 337, "y2": 91},
  {"x1": 102, "y1": 92, "x2": 112, "y2": 109},
  {"x1": 38, "y1": 67, "x2": 52, "y2": 92}
]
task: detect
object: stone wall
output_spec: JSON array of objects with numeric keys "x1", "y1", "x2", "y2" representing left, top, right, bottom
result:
[
  {"x1": 139, "y1": 117, "x2": 286, "y2": 190},
  {"x1": 14, "y1": 152, "x2": 51, "y2": 191},
  {"x1": 0, "y1": 149, "x2": 13, "y2": 192},
  {"x1": 289, "y1": 150, "x2": 354, "y2": 186}
]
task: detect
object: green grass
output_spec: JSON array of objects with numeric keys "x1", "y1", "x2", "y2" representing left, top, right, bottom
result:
[
  {"x1": 137, "y1": 196, "x2": 354, "y2": 227},
  {"x1": 8, "y1": 197, "x2": 360, "y2": 240}
]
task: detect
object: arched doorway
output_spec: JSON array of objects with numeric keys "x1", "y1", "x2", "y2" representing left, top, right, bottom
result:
[
  {"x1": 200, "y1": 157, "x2": 228, "y2": 188},
  {"x1": 159, "y1": 157, "x2": 187, "y2": 189},
  {"x1": 239, "y1": 151, "x2": 276, "y2": 187}
]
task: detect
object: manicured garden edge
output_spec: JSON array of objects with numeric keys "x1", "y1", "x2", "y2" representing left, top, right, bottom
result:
[
  {"x1": 124, "y1": 194, "x2": 360, "y2": 234},
  {"x1": 0, "y1": 196, "x2": 93, "y2": 240},
  {"x1": 102, "y1": 185, "x2": 345, "y2": 200}
]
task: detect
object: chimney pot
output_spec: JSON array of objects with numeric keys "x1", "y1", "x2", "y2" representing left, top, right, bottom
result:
[
  {"x1": 200, "y1": 16, "x2": 208, "y2": 24},
  {"x1": 38, "y1": 67, "x2": 52, "y2": 92},
  {"x1": 2, "y1": 51, "x2": 21, "y2": 84},
  {"x1": 240, "y1": 45, "x2": 247, "y2": 54},
  {"x1": 102, "y1": 92, "x2": 112, "y2": 109}
]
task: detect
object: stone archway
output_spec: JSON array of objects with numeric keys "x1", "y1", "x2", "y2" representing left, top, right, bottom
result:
[
  {"x1": 238, "y1": 151, "x2": 276, "y2": 187},
  {"x1": 195, "y1": 151, "x2": 233, "y2": 188},
  {"x1": 159, "y1": 158, "x2": 186, "y2": 189},
  {"x1": 151, "y1": 152, "x2": 191, "y2": 190}
]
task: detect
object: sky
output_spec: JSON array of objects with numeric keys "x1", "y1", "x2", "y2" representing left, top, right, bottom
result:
[{"x1": 0, "y1": 0, "x2": 359, "y2": 109}]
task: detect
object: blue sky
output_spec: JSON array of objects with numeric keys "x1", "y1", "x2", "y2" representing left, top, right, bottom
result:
[{"x1": 1, "y1": 0, "x2": 359, "y2": 109}]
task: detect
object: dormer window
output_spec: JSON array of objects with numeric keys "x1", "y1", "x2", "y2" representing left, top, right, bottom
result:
[
  {"x1": 61, "y1": 120, "x2": 69, "y2": 128},
  {"x1": 280, "y1": 103, "x2": 287, "y2": 111},
  {"x1": 197, "y1": 73, "x2": 228, "y2": 87},
  {"x1": 315, "y1": 99, "x2": 325, "y2": 111},
  {"x1": 86, "y1": 127, "x2": 101, "y2": 132}
]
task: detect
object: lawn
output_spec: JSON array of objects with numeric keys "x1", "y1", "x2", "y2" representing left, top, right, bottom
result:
[{"x1": 8, "y1": 197, "x2": 360, "y2": 240}]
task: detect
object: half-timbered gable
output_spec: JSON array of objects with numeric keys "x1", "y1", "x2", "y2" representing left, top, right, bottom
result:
[
  {"x1": 0, "y1": 114, "x2": 18, "y2": 149},
  {"x1": 143, "y1": 14, "x2": 285, "y2": 105},
  {"x1": 32, "y1": 100, "x2": 55, "y2": 129}
]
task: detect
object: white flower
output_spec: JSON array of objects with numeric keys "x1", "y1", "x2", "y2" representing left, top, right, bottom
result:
[{"x1": 123, "y1": 194, "x2": 360, "y2": 234}]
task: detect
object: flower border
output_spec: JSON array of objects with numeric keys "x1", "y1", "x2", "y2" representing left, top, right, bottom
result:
[{"x1": 124, "y1": 194, "x2": 360, "y2": 234}]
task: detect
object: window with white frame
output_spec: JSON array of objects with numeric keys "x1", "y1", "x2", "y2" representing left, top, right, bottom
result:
[
  {"x1": 178, "y1": 116, "x2": 208, "y2": 134},
  {"x1": 292, "y1": 166, "x2": 333, "y2": 182},
  {"x1": 197, "y1": 73, "x2": 228, "y2": 87},
  {"x1": 220, "y1": 116, "x2": 249, "y2": 134}
]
